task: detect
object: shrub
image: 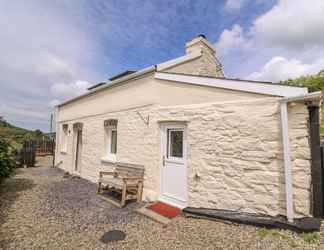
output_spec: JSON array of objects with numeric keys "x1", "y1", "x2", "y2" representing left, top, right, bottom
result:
[{"x1": 0, "y1": 137, "x2": 15, "y2": 180}]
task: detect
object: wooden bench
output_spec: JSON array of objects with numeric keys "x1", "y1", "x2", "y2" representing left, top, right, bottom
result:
[{"x1": 97, "y1": 163, "x2": 144, "y2": 207}]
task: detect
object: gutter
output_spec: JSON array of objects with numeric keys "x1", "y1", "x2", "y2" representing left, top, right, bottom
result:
[
  {"x1": 280, "y1": 91, "x2": 322, "y2": 103},
  {"x1": 279, "y1": 91, "x2": 321, "y2": 222}
]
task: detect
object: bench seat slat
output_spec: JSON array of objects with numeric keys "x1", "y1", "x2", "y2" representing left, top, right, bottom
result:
[
  {"x1": 99, "y1": 177, "x2": 123, "y2": 189},
  {"x1": 98, "y1": 162, "x2": 144, "y2": 207}
]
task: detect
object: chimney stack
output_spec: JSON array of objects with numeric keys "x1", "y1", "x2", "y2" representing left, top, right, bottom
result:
[
  {"x1": 185, "y1": 34, "x2": 216, "y2": 55},
  {"x1": 183, "y1": 34, "x2": 224, "y2": 78}
]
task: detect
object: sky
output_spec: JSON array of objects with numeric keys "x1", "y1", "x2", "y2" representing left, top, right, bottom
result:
[{"x1": 1, "y1": 0, "x2": 324, "y2": 131}]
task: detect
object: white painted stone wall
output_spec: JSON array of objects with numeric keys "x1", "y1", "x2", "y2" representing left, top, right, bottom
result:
[
  {"x1": 56, "y1": 97, "x2": 312, "y2": 218},
  {"x1": 164, "y1": 50, "x2": 224, "y2": 78},
  {"x1": 55, "y1": 104, "x2": 159, "y2": 197}
]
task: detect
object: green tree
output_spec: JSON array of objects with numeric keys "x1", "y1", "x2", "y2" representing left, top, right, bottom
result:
[
  {"x1": 34, "y1": 129, "x2": 43, "y2": 137},
  {"x1": 281, "y1": 70, "x2": 324, "y2": 92},
  {"x1": 282, "y1": 70, "x2": 324, "y2": 133}
]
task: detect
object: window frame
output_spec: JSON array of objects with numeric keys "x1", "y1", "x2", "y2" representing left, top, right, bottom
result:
[
  {"x1": 109, "y1": 127, "x2": 117, "y2": 155},
  {"x1": 61, "y1": 124, "x2": 68, "y2": 153},
  {"x1": 105, "y1": 125, "x2": 117, "y2": 162}
]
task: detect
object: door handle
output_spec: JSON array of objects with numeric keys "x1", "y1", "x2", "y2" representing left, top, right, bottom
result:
[{"x1": 162, "y1": 155, "x2": 165, "y2": 166}]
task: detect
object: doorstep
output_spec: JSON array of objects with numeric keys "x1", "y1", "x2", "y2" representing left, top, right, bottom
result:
[{"x1": 136, "y1": 202, "x2": 182, "y2": 225}]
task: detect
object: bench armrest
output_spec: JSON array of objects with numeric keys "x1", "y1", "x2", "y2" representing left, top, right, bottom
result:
[
  {"x1": 122, "y1": 177, "x2": 143, "y2": 184},
  {"x1": 99, "y1": 171, "x2": 115, "y2": 178}
]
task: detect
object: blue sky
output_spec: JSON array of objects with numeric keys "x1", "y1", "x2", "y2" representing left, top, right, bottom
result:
[{"x1": 1, "y1": 0, "x2": 324, "y2": 131}]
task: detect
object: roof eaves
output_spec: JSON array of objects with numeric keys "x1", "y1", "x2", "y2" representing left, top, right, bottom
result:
[
  {"x1": 87, "y1": 82, "x2": 107, "y2": 91},
  {"x1": 157, "y1": 71, "x2": 284, "y2": 85},
  {"x1": 154, "y1": 72, "x2": 308, "y2": 97},
  {"x1": 157, "y1": 71, "x2": 311, "y2": 88},
  {"x1": 109, "y1": 70, "x2": 137, "y2": 81},
  {"x1": 87, "y1": 71, "x2": 137, "y2": 91}
]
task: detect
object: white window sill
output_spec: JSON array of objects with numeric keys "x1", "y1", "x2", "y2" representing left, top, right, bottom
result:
[{"x1": 101, "y1": 156, "x2": 116, "y2": 164}]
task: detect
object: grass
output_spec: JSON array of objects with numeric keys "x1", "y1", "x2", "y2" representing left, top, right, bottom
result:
[
  {"x1": 300, "y1": 232, "x2": 320, "y2": 244},
  {"x1": 257, "y1": 228, "x2": 289, "y2": 240},
  {"x1": 257, "y1": 228, "x2": 320, "y2": 247}
]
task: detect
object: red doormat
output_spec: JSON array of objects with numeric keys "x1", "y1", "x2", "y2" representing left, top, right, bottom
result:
[{"x1": 147, "y1": 202, "x2": 181, "y2": 219}]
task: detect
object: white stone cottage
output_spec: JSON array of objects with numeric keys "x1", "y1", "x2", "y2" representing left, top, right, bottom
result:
[{"x1": 55, "y1": 35, "x2": 323, "y2": 222}]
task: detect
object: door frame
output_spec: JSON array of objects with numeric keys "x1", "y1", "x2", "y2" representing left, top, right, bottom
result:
[
  {"x1": 159, "y1": 122, "x2": 188, "y2": 208},
  {"x1": 72, "y1": 124, "x2": 83, "y2": 175},
  {"x1": 74, "y1": 129, "x2": 81, "y2": 172}
]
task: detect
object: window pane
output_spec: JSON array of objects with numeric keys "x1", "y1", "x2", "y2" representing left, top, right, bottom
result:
[
  {"x1": 170, "y1": 130, "x2": 183, "y2": 158},
  {"x1": 110, "y1": 130, "x2": 117, "y2": 154}
]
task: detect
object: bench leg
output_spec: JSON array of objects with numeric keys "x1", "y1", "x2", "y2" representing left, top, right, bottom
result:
[
  {"x1": 97, "y1": 182, "x2": 102, "y2": 194},
  {"x1": 137, "y1": 182, "x2": 143, "y2": 202},
  {"x1": 121, "y1": 185, "x2": 127, "y2": 207}
]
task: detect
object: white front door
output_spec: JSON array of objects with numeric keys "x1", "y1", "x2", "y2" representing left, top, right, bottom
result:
[{"x1": 160, "y1": 123, "x2": 187, "y2": 208}]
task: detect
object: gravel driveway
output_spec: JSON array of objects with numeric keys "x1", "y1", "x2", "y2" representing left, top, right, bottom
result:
[{"x1": 0, "y1": 156, "x2": 323, "y2": 249}]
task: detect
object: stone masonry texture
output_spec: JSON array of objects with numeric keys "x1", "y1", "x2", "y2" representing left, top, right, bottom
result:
[
  {"x1": 56, "y1": 97, "x2": 312, "y2": 218},
  {"x1": 164, "y1": 48, "x2": 224, "y2": 78}
]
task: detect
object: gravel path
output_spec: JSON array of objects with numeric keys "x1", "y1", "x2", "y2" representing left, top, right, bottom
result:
[{"x1": 0, "y1": 156, "x2": 323, "y2": 249}]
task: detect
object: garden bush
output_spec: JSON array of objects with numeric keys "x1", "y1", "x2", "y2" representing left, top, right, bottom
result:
[{"x1": 0, "y1": 137, "x2": 15, "y2": 180}]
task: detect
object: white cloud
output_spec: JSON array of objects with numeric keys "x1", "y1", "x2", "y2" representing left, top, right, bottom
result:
[
  {"x1": 217, "y1": 0, "x2": 324, "y2": 81},
  {"x1": 215, "y1": 25, "x2": 252, "y2": 56},
  {"x1": 51, "y1": 80, "x2": 91, "y2": 100},
  {"x1": 49, "y1": 99, "x2": 61, "y2": 108},
  {"x1": 253, "y1": 0, "x2": 324, "y2": 49},
  {"x1": 0, "y1": 103, "x2": 49, "y2": 123},
  {"x1": 248, "y1": 57, "x2": 324, "y2": 82},
  {"x1": 224, "y1": 0, "x2": 266, "y2": 11},
  {"x1": 0, "y1": 1, "x2": 103, "y2": 130},
  {"x1": 225, "y1": 0, "x2": 247, "y2": 11},
  {"x1": 34, "y1": 53, "x2": 75, "y2": 79}
]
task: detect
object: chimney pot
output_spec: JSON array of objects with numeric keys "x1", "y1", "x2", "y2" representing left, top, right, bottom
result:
[{"x1": 198, "y1": 34, "x2": 207, "y2": 39}]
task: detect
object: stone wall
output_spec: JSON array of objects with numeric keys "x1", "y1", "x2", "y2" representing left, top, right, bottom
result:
[
  {"x1": 55, "y1": 104, "x2": 160, "y2": 200},
  {"x1": 163, "y1": 50, "x2": 224, "y2": 78},
  {"x1": 56, "y1": 97, "x2": 312, "y2": 218},
  {"x1": 153, "y1": 99, "x2": 311, "y2": 217}
]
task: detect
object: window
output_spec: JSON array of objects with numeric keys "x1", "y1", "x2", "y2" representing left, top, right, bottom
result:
[
  {"x1": 61, "y1": 124, "x2": 68, "y2": 152},
  {"x1": 110, "y1": 128, "x2": 117, "y2": 154},
  {"x1": 104, "y1": 119, "x2": 118, "y2": 161},
  {"x1": 167, "y1": 129, "x2": 183, "y2": 159}
]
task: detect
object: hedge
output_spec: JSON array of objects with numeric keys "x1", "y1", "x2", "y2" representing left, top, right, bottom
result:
[{"x1": 0, "y1": 137, "x2": 15, "y2": 180}]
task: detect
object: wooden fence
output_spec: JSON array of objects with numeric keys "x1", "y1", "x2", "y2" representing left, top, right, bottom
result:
[
  {"x1": 34, "y1": 140, "x2": 55, "y2": 156},
  {"x1": 15, "y1": 139, "x2": 55, "y2": 167}
]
